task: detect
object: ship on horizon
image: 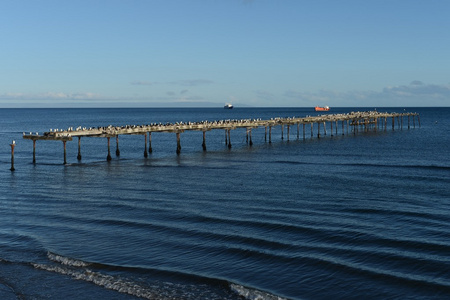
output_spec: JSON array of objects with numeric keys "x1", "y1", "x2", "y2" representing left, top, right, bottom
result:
[{"x1": 315, "y1": 106, "x2": 330, "y2": 111}]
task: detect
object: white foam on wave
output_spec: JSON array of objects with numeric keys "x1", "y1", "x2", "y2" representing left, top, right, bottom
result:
[
  {"x1": 32, "y1": 252, "x2": 169, "y2": 299},
  {"x1": 47, "y1": 252, "x2": 90, "y2": 267},
  {"x1": 230, "y1": 283, "x2": 288, "y2": 300},
  {"x1": 32, "y1": 262, "x2": 163, "y2": 299}
]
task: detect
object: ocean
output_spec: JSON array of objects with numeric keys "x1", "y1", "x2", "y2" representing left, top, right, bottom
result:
[{"x1": 0, "y1": 107, "x2": 449, "y2": 299}]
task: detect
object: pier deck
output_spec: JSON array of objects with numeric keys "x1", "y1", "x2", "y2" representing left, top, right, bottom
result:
[{"x1": 22, "y1": 110, "x2": 419, "y2": 164}]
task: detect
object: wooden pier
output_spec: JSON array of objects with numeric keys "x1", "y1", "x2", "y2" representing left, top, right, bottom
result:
[{"x1": 22, "y1": 111, "x2": 419, "y2": 164}]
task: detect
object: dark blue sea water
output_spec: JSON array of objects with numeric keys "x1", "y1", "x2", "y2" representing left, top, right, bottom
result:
[{"x1": 0, "y1": 107, "x2": 449, "y2": 299}]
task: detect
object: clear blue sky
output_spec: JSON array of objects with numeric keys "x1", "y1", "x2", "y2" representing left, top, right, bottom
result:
[{"x1": 1, "y1": 0, "x2": 449, "y2": 107}]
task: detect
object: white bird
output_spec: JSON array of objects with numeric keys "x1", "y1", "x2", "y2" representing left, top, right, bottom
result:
[{"x1": 12, "y1": 140, "x2": 15, "y2": 144}]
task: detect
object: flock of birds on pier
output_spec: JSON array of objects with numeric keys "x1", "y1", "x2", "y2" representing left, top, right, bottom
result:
[{"x1": 22, "y1": 111, "x2": 417, "y2": 138}]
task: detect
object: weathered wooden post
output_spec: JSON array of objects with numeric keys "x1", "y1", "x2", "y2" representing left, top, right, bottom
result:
[
  {"x1": 115, "y1": 135, "x2": 120, "y2": 156},
  {"x1": 287, "y1": 125, "x2": 290, "y2": 141},
  {"x1": 297, "y1": 123, "x2": 300, "y2": 139},
  {"x1": 317, "y1": 122, "x2": 321, "y2": 138},
  {"x1": 408, "y1": 115, "x2": 410, "y2": 129},
  {"x1": 246, "y1": 128, "x2": 249, "y2": 144},
  {"x1": 269, "y1": 126, "x2": 272, "y2": 143},
  {"x1": 107, "y1": 137, "x2": 112, "y2": 161},
  {"x1": 63, "y1": 140, "x2": 67, "y2": 165},
  {"x1": 281, "y1": 124, "x2": 284, "y2": 140},
  {"x1": 323, "y1": 122, "x2": 327, "y2": 136},
  {"x1": 33, "y1": 139, "x2": 37, "y2": 163},
  {"x1": 144, "y1": 133, "x2": 148, "y2": 158},
  {"x1": 10, "y1": 141, "x2": 15, "y2": 171},
  {"x1": 77, "y1": 137, "x2": 82, "y2": 160},
  {"x1": 227, "y1": 129, "x2": 232, "y2": 149},
  {"x1": 225, "y1": 130, "x2": 228, "y2": 146},
  {"x1": 303, "y1": 123, "x2": 306, "y2": 140},
  {"x1": 202, "y1": 131, "x2": 207, "y2": 151},
  {"x1": 148, "y1": 132, "x2": 153, "y2": 153},
  {"x1": 392, "y1": 117, "x2": 395, "y2": 130},
  {"x1": 265, "y1": 126, "x2": 267, "y2": 142},
  {"x1": 341, "y1": 120, "x2": 344, "y2": 135},
  {"x1": 310, "y1": 123, "x2": 313, "y2": 137},
  {"x1": 417, "y1": 114, "x2": 421, "y2": 127},
  {"x1": 249, "y1": 128, "x2": 253, "y2": 146},
  {"x1": 176, "y1": 132, "x2": 181, "y2": 154},
  {"x1": 330, "y1": 121, "x2": 333, "y2": 136},
  {"x1": 400, "y1": 115, "x2": 403, "y2": 130},
  {"x1": 335, "y1": 121, "x2": 338, "y2": 135}
]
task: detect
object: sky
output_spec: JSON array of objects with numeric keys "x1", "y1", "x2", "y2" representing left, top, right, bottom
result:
[{"x1": 1, "y1": 0, "x2": 449, "y2": 108}]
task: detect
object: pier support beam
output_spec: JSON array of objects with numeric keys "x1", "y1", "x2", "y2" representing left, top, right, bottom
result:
[
  {"x1": 265, "y1": 126, "x2": 267, "y2": 142},
  {"x1": 287, "y1": 125, "x2": 290, "y2": 141},
  {"x1": 63, "y1": 140, "x2": 67, "y2": 165},
  {"x1": 115, "y1": 136, "x2": 120, "y2": 156},
  {"x1": 77, "y1": 137, "x2": 82, "y2": 160},
  {"x1": 225, "y1": 130, "x2": 228, "y2": 145},
  {"x1": 10, "y1": 142, "x2": 15, "y2": 171},
  {"x1": 303, "y1": 123, "x2": 306, "y2": 140},
  {"x1": 317, "y1": 122, "x2": 321, "y2": 138},
  {"x1": 269, "y1": 126, "x2": 272, "y2": 144},
  {"x1": 249, "y1": 128, "x2": 253, "y2": 146},
  {"x1": 281, "y1": 125, "x2": 284, "y2": 140},
  {"x1": 311, "y1": 123, "x2": 313, "y2": 137},
  {"x1": 227, "y1": 130, "x2": 232, "y2": 149},
  {"x1": 297, "y1": 123, "x2": 300, "y2": 139},
  {"x1": 33, "y1": 139, "x2": 37, "y2": 163},
  {"x1": 202, "y1": 131, "x2": 207, "y2": 151},
  {"x1": 107, "y1": 137, "x2": 112, "y2": 161},
  {"x1": 148, "y1": 132, "x2": 153, "y2": 153},
  {"x1": 323, "y1": 122, "x2": 327, "y2": 136},
  {"x1": 176, "y1": 132, "x2": 181, "y2": 154},
  {"x1": 144, "y1": 133, "x2": 148, "y2": 158},
  {"x1": 330, "y1": 121, "x2": 333, "y2": 136}
]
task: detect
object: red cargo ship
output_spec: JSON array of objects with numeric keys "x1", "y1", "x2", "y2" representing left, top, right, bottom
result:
[{"x1": 315, "y1": 106, "x2": 330, "y2": 111}]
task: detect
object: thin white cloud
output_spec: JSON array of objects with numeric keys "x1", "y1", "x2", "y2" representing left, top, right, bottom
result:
[
  {"x1": 0, "y1": 92, "x2": 104, "y2": 101},
  {"x1": 130, "y1": 81, "x2": 153, "y2": 86},
  {"x1": 168, "y1": 79, "x2": 214, "y2": 86},
  {"x1": 277, "y1": 82, "x2": 450, "y2": 107}
]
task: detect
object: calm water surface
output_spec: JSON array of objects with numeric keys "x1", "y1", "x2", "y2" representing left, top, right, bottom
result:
[{"x1": 0, "y1": 107, "x2": 449, "y2": 299}]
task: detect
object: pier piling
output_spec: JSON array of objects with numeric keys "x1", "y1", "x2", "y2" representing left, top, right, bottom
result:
[
  {"x1": 77, "y1": 137, "x2": 82, "y2": 160},
  {"x1": 144, "y1": 133, "x2": 148, "y2": 158},
  {"x1": 33, "y1": 139, "x2": 37, "y2": 163},
  {"x1": 63, "y1": 140, "x2": 67, "y2": 165},
  {"x1": 10, "y1": 141, "x2": 15, "y2": 171},
  {"x1": 176, "y1": 132, "x2": 181, "y2": 154},
  {"x1": 202, "y1": 131, "x2": 207, "y2": 151},
  {"x1": 107, "y1": 137, "x2": 112, "y2": 161},
  {"x1": 116, "y1": 136, "x2": 120, "y2": 156},
  {"x1": 148, "y1": 132, "x2": 153, "y2": 153}
]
